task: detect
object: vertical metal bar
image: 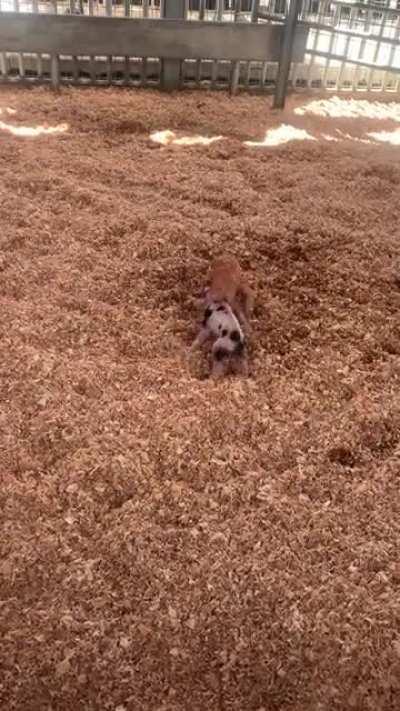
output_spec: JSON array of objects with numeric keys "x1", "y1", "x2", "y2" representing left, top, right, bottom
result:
[
  {"x1": 88, "y1": 0, "x2": 94, "y2": 14},
  {"x1": 105, "y1": 55, "x2": 112, "y2": 83},
  {"x1": 234, "y1": 0, "x2": 240, "y2": 22},
  {"x1": 140, "y1": 0, "x2": 148, "y2": 80},
  {"x1": 211, "y1": 60, "x2": 218, "y2": 87},
  {"x1": 52, "y1": 0, "x2": 58, "y2": 14},
  {"x1": 13, "y1": 0, "x2": 24, "y2": 82},
  {"x1": 357, "y1": 11, "x2": 370, "y2": 63},
  {"x1": 368, "y1": 7, "x2": 388, "y2": 91},
  {"x1": 386, "y1": 14, "x2": 400, "y2": 91},
  {"x1": 32, "y1": 0, "x2": 39, "y2": 12},
  {"x1": 196, "y1": 0, "x2": 206, "y2": 79},
  {"x1": 355, "y1": 9, "x2": 370, "y2": 91},
  {"x1": 124, "y1": 0, "x2": 130, "y2": 16},
  {"x1": 105, "y1": 0, "x2": 112, "y2": 82},
  {"x1": 337, "y1": 6, "x2": 354, "y2": 90},
  {"x1": 18, "y1": 54, "x2": 25, "y2": 79},
  {"x1": 230, "y1": 60, "x2": 240, "y2": 94},
  {"x1": 372, "y1": 9, "x2": 386, "y2": 64},
  {"x1": 364, "y1": 6, "x2": 371, "y2": 34},
  {"x1": 261, "y1": 60, "x2": 268, "y2": 89},
  {"x1": 306, "y1": 20, "x2": 321, "y2": 87},
  {"x1": 245, "y1": 60, "x2": 251, "y2": 89},
  {"x1": 273, "y1": 0, "x2": 302, "y2": 108},
  {"x1": 154, "y1": 57, "x2": 160, "y2": 87},
  {"x1": 73, "y1": 56, "x2": 80, "y2": 82},
  {"x1": 0, "y1": 54, "x2": 8, "y2": 80},
  {"x1": 217, "y1": 0, "x2": 224, "y2": 21},
  {"x1": 161, "y1": 0, "x2": 186, "y2": 90},
  {"x1": 89, "y1": 56, "x2": 96, "y2": 83},
  {"x1": 290, "y1": 60, "x2": 299, "y2": 90},
  {"x1": 322, "y1": 2, "x2": 340, "y2": 89},
  {"x1": 141, "y1": 57, "x2": 147, "y2": 86},
  {"x1": 179, "y1": 59, "x2": 186, "y2": 87},
  {"x1": 51, "y1": 54, "x2": 60, "y2": 89},
  {"x1": 196, "y1": 59, "x2": 202, "y2": 86},
  {"x1": 36, "y1": 53, "x2": 43, "y2": 79},
  {"x1": 250, "y1": 0, "x2": 259, "y2": 23},
  {"x1": 124, "y1": 56, "x2": 130, "y2": 85}
]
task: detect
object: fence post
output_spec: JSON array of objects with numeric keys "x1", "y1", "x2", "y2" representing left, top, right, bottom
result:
[
  {"x1": 251, "y1": 0, "x2": 260, "y2": 23},
  {"x1": 273, "y1": 0, "x2": 302, "y2": 109},
  {"x1": 161, "y1": 0, "x2": 187, "y2": 90},
  {"x1": 50, "y1": 54, "x2": 60, "y2": 90}
]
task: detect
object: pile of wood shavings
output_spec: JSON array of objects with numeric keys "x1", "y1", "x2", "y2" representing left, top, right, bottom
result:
[{"x1": 1, "y1": 87, "x2": 400, "y2": 711}]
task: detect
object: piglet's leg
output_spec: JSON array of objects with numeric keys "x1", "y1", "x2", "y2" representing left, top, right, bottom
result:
[
  {"x1": 233, "y1": 304, "x2": 251, "y2": 336},
  {"x1": 191, "y1": 327, "x2": 210, "y2": 350},
  {"x1": 210, "y1": 358, "x2": 227, "y2": 380},
  {"x1": 231, "y1": 354, "x2": 249, "y2": 378},
  {"x1": 241, "y1": 284, "x2": 254, "y2": 319},
  {"x1": 235, "y1": 285, "x2": 254, "y2": 334}
]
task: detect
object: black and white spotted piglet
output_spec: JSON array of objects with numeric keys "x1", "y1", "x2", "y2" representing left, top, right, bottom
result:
[{"x1": 191, "y1": 300, "x2": 248, "y2": 378}]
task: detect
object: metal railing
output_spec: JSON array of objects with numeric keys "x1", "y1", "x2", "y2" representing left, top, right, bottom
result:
[{"x1": 0, "y1": 0, "x2": 399, "y2": 94}]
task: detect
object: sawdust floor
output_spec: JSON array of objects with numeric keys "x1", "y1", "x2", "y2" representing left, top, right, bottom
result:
[{"x1": 1, "y1": 86, "x2": 400, "y2": 711}]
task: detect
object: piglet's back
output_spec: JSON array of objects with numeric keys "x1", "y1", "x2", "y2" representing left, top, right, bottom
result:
[{"x1": 208, "y1": 254, "x2": 242, "y2": 303}]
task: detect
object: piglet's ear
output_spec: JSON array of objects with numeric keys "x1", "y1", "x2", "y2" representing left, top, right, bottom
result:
[
  {"x1": 202, "y1": 287, "x2": 212, "y2": 304},
  {"x1": 194, "y1": 287, "x2": 211, "y2": 309},
  {"x1": 194, "y1": 296, "x2": 206, "y2": 309}
]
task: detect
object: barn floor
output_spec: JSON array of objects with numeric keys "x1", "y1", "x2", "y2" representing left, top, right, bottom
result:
[{"x1": 1, "y1": 86, "x2": 400, "y2": 711}]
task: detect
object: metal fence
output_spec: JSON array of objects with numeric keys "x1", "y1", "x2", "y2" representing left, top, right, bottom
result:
[
  {"x1": 279, "y1": 0, "x2": 400, "y2": 92},
  {"x1": 0, "y1": 0, "x2": 307, "y2": 93},
  {"x1": 0, "y1": 0, "x2": 399, "y2": 94},
  {"x1": 0, "y1": 0, "x2": 259, "y2": 19}
]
